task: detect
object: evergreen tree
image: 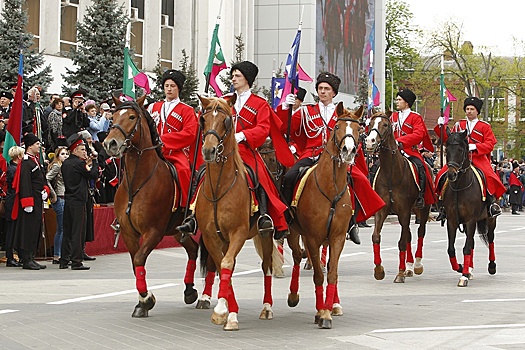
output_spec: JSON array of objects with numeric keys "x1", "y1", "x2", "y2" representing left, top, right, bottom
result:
[
  {"x1": 0, "y1": 0, "x2": 52, "y2": 91},
  {"x1": 178, "y1": 49, "x2": 199, "y2": 109},
  {"x1": 220, "y1": 34, "x2": 245, "y2": 94},
  {"x1": 62, "y1": 0, "x2": 129, "y2": 102},
  {"x1": 354, "y1": 69, "x2": 369, "y2": 106},
  {"x1": 149, "y1": 52, "x2": 165, "y2": 101}
]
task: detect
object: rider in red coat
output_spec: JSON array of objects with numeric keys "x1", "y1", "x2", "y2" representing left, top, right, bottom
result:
[
  {"x1": 278, "y1": 73, "x2": 385, "y2": 244},
  {"x1": 177, "y1": 61, "x2": 294, "y2": 240},
  {"x1": 148, "y1": 70, "x2": 198, "y2": 206},
  {"x1": 434, "y1": 97, "x2": 505, "y2": 218},
  {"x1": 390, "y1": 89, "x2": 436, "y2": 209}
]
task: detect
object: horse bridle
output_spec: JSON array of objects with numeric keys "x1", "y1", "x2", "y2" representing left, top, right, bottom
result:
[
  {"x1": 368, "y1": 114, "x2": 396, "y2": 153},
  {"x1": 326, "y1": 117, "x2": 360, "y2": 165},
  {"x1": 200, "y1": 106, "x2": 234, "y2": 163},
  {"x1": 446, "y1": 141, "x2": 470, "y2": 175}
]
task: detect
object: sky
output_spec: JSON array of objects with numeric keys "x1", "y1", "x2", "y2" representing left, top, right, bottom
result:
[{"x1": 402, "y1": 0, "x2": 525, "y2": 57}]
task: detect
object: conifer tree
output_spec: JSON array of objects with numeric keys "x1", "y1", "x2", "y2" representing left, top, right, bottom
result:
[
  {"x1": 178, "y1": 49, "x2": 199, "y2": 109},
  {"x1": 62, "y1": 0, "x2": 129, "y2": 102},
  {"x1": 149, "y1": 52, "x2": 165, "y2": 102},
  {"x1": 220, "y1": 34, "x2": 245, "y2": 94},
  {"x1": 0, "y1": 0, "x2": 52, "y2": 91}
]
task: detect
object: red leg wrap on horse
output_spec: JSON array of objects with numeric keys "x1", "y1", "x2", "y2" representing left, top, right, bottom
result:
[
  {"x1": 399, "y1": 251, "x2": 406, "y2": 271},
  {"x1": 416, "y1": 236, "x2": 424, "y2": 259},
  {"x1": 324, "y1": 284, "x2": 336, "y2": 311},
  {"x1": 263, "y1": 275, "x2": 273, "y2": 305},
  {"x1": 321, "y1": 246, "x2": 328, "y2": 267},
  {"x1": 227, "y1": 284, "x2": 239, "y2": 313},
  {"x1": 315, "y1": 285, "x2": 324, "y2": 311},
  {"x1": 218, "y1": 268, "x2": 233, "y2": 300},
  {"x1": 135, "y1": 266, "x2": 147, "y2": 294},
  {"x1": 183, "y1": 259, "x2": 197, "y2": 284},
  {"x1": 203, "y1": 271, "x2": 216, "y2": 296},
  {"x1": 463, "y1": 255, "x2": 471, "y2": 275},
  {"x1": 449, "y1": 256, "x2": 459, "y2": 271},
  {"x1": 470, "y1": 249, "x2": 474, "y2": 268},
  {"x1": 290, "y1": 264, "x2": 300, "y2": 294},
  {"x1": 373, "y1": 243, "x2": 381, "y2": 265},
  {"x1": 489, "y1": 242, "x2": 495, "y2": 261},
  {"x1": 333, "y1": 283, "x2": 340, "y2": 304},
  {"x1": 406, "y1": 242, "x2": 414, "y2": 263}
]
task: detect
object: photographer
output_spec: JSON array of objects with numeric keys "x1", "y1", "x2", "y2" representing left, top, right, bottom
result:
[{"x1": 62, "y1": 89, "x2": 90, "y2": 138}]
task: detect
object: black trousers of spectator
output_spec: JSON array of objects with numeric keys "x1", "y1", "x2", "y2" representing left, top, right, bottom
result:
[{"x1": 61, "y1": 204, "x2": 86, "y2": 265}]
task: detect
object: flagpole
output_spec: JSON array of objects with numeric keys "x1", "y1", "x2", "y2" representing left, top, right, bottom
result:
[
  {"x1": 286, "y1": 6, "x2": 304, "y2": 144},
  {"x1": 182, "y1": 0, "x2": 224, "y2": 234},
  {"x1": 440, "y1": 55, "x2": 444, "y2": 169}
]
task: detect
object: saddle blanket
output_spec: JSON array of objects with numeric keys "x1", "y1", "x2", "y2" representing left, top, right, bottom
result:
[
  {"x1": 372, "y1": 158, "x2": 419, "y2": 191},
  {"x1": 441, "y1": 165, "x2": 486, "y2": 201}
]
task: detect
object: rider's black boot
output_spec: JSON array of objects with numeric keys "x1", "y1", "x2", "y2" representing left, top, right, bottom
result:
[
  {"x1": 487, "y1": 193, "x2": 502, "y2": 217},
  {"x1": 257, "y1": 187, "x2": 275, "y2": 237},
  {"x1": 346, "y1": 211, "x2": 361, "y2": 245},
  {"x1": 415, "y1": 165, "x2": 426, "y2": 209},
  {"x1": 176, "y1": 214, "x2": 197, "y2": 235}
]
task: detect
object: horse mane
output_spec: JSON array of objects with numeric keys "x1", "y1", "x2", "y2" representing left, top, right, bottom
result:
[
  {"x1": 206, "y1": 97, "x2": 246, "y2": 180},
  {"x1": 117, "y1": 100, "x2": 166, "y2": 161}
]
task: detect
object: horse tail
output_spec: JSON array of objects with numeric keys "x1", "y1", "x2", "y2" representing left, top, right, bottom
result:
[
  {"x1": 253, "y1": 235, "x2": 284, "y2": 277},
  {"x1": 477, "y1": 219, "x2": 489, "y2": 247},
  {"x1": 199, "y1": 236, "x2": 210, "y2": 277}
]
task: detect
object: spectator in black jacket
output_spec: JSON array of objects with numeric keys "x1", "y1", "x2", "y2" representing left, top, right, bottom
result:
[
  {"x1": 59, "y1": 133, "x2": 98, "y2": 270},
  {"x1": 62, "y1": 89, "x2": 90, "y2": 138}
]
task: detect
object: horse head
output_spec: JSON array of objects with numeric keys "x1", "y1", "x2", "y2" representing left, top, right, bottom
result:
[
  {"x1": 329, "y1": 103, "x2": 362, "y2": 165},
  {"x1": 199, "y1": 94, "x2": 237, "y2": 163},
  {"x1": 445, "y1": 130, "x2": 470, "y2": 182},
  {"x1": 103, "y1": 95, "x2": 152, "y2": 158},
  {"x1": 365, "y1": 112, "x2": 392, "y2": 152}
]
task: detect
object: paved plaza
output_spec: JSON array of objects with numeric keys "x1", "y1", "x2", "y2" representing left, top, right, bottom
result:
[{"x1": 1, "y1": 212, "x2": 524, "y2": 349}]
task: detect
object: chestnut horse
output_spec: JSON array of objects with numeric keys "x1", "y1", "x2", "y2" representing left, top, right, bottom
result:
[
  {"x1": 195, "y1": 95, "x2": 275, "y2": 331},
  {"x1": 286, "y1": 103, "x2": 361, "y2": 329},
  {"x1": 365, "y1": 113, "x2": 430, "y2": 283},
  {"x1": 443, "y1": 131, "x2": 497, "y2": 287},
  {"x1": 103, "y1": 96, "x2": 214, "y2": 317}
]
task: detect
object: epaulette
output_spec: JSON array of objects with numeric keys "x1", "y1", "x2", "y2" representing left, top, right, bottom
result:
[{"x1": 478, "y1": 120, "x2": 491, "y2": 126}]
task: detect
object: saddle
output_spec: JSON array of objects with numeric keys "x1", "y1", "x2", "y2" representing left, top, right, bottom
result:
[
  {"x1": 372, "y1": 158, "x2": 419, "y2": 191},
  {"x1": 441, "y1": 165, "x2": 486, "y2": 201}
]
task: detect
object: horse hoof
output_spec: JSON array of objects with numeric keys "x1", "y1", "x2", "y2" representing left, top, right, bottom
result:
[
  {"x1": 488, "y1": 261, "x2": 496, "y2": 275},
  {"x1": 184, "y1": 289, "x2": 198, "y2": 304},
  {"x1": 404, "y1": 269, "x2": 414, "y2": 277},
  {"x1": 457, "y1": 276, "x2": 468, "y2": 287},
  {"x1": 196, "y1": 299, "x2": 211, "y2": 309},
  {"x1": 374, "y1": 265, "x2": 385, "y2": 280},
  {"x1": 259, "y1": 309, "x2": 274, "y2": 320},
  {"x1": 287, "y1": 293, "x2": 300, "y2": 307},
  {"x1": 414, "y1": 266, "x2": 424, "y2": 275},
  {"x1": 332, "y1": 304, "x2": 343, "y2": 316},
  {"x1": 318, "y1": 318, "x2": 332, "y2": 329},
  {"x1": 314, "y1": 313, "x2": 321, "y2": 324},
  {"x1": 224, "y1": 312, "x2": 239, "y2": 331},
  {"x1": 132, "y1": 303, "x2": 149, "y2": 318},
  {"x1": 304, "y1": 262, "x2": 313, "y2": 270},
  {"x1": 211, "y1": 311, "x2": 228, "y2": 325},
  {"x1": 138, "y1": 292, "x2": 156, "y2": 311},
  {"x1": 394, "y1": 274, "x2": 405, "y2": 283}
]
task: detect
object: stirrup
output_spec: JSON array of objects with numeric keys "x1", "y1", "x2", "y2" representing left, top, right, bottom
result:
[
  {"x1": 257, "y1": 214, "x2": 274, "y2": 236},
  {"x1": 489, "y1": 203, "x2": 502, "y2": 217},
  {"x1": 176, "y1": 216, "x2": 197, "y2": 235},
  {"x1": 346, "y1": 224, "x2": 360, "y2": 244},
  {"x1": 415, "y1": 196, "x2": 425, "y2": 209}
]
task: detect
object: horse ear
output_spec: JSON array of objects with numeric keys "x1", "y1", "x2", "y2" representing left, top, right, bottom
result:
[
  {"x1": 198, "y1": 94, "x2": 210, "y2": 109},
  {"x1": 136, "y1": 95, "x2": 147, "y2": 107},
  {"x1": 227, "y1": 93, "x2": 237, "y2": 108},
  {"x1": 355, "y1": 104, "x2": 365, "y2": 119},
  {"x1": 112, "y1": 95, "x2": 121, "y2": 107},
  {"x1": 335, "y1": 101, "x2": 344, "y2": 116}
]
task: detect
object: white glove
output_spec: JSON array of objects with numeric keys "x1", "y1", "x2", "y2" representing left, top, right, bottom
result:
[
  {"x1": 24, "y1": 206, "x2": 33, "y2": 213},
  {"x1": 41, "y1": 190, "x2": 48, "y2": 201},
  {"x1": 235, "y1": 132, "x2": 246, "y2": 143},
  {"x1": 365, "y1": 118, "x2": 371, "y2": 126},
  {"x1": 468, "y1": 143, "x2": 477, "y2": 151},
  {"x1": 289, "y1": 145, "x2": 297, "y2": 154},
  {"x1": 437, "y1": 117, "x2": 445, "y2": 125}
]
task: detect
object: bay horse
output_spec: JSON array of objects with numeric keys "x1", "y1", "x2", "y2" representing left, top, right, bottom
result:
[
  {"x1": 286, "y1": 103, "x2": 361, "y2": 329},
  {"x1": 365, "y1": 113, "x2": 431, "y2": 283},
  {"x1": 443, "y1": 130, "x2": 497, "y2": 287},
  {"x1": 195, "y1": 95, "x2": 275, "y2": 331},
  {"x1": 103, "y1": 96, "x2": 214, "y2": 317}
]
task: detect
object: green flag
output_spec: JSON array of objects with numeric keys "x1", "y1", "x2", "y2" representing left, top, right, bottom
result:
[{"x1": 123, "y1": 47, "x2": 140, "y2": 98}]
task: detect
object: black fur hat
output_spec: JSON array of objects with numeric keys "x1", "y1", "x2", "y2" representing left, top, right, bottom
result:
[
  {"x1": 463, "y1": 96, "x2": 483, "y2": 114},
  {"x1": 0, "y1": 91, "x2": 13, "y2": 100},
  {"x1": 316, "y1": 73, "x2": 341, "y2": 96},
  {"x1": 296, "y1": 87, "x2": 307, "y2": 101},
  {"x1": 162, "y1": 69, "x2": 186, "y2": 91},
  {"x1": 230, "y1": 61, "x2": 259, "y2": 87},
  {"x1": 22, "y1": 133, "x2": 39, "y2": 147},
  {"x1": 396, "y1": 89, "x2": 416, "y2": 108}
]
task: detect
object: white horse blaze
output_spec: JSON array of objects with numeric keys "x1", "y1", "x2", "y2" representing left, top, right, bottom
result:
[
  {"x1": 119, "y1": 109, "x2": 127, "y2": 116},
  {"x1": 365, "y1": 118, "x2": 381, "y2": 149},
  {"x1": 343, "y1": 121, "x2": 356, "y2": 163}
]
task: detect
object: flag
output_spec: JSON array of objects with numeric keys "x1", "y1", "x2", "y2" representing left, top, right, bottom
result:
[
  {"x1": 3, "y1": 53, "x2": 23, "y2": 161},
  {"x1": 367, "y1": 50, "x2": 380, "y2": 113},
  {"x1": 122, "y1": 47, "x2": 150, "y2": 99},
  {"x1": 204, "y1": 23, "x2": 227, "y2": 97},
  {"x1": 271, "y1": 77, "x2": 286, "y2": 110},
  {"x1": 441, "y1": 82, "x2": 457, "y2": 124}
]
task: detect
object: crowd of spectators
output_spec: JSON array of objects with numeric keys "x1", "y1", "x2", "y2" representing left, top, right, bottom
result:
[{"x1": 0, "y1": 85, "x2": 119, "y2": 270}]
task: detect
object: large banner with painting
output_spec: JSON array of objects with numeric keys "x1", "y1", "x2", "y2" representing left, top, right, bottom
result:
[{"x1": 316, "y1": 0, "x2": 375, "y2": 95}]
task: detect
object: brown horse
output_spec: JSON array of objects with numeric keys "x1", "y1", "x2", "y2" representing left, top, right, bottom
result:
[
  {"x1": 103, "y1": 96, "x2": 214, "y2": 317},
  {"x1": 195, "y1": 95, "x2": 275, "y2": 331},
  {"x1": 443, "y1": 130, "x2": 497, "y2": 287},
  {"x1": 365, "y1": 113, "x2": 430, "y2": 283},
  {"x1": 286, "y1": 103, "x2": 361, "y2": 329}
]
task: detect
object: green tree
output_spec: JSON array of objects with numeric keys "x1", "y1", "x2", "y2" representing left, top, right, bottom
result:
[
  {"x1": 0, "y1": 0, "x2": 52, "y2": 91},
  {"x1": 149, "y1": 52, "x2": 165, "y2": 101},
  {"x1": 219, "y1": 34, "x2": 244, "y2": 94},
  {"x1": 178, "y1": 49, "x2": 199, "y2": 109},
  {"x1": 354, "y1": 69, "x2": 369, "y2": 106},
  {"x1": 62, "y1": 0, "x2": 129, "y2": 101}
]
